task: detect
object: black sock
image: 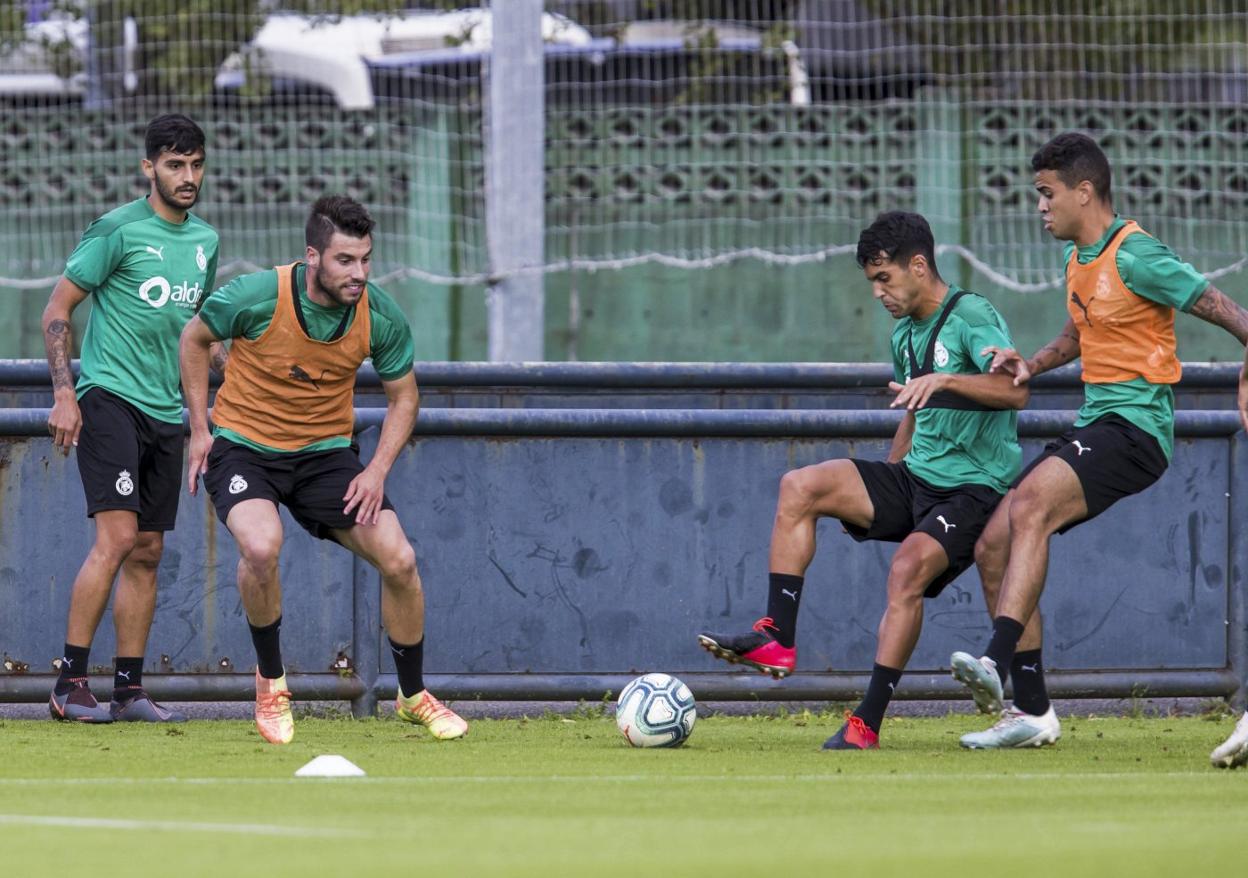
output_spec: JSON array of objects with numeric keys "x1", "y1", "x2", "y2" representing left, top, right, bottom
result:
[
  {"x1": 113, "y1": 656, "x2": 144, "y2": 697},
  {"x1": 765, "y1": 573, "x2": 804, "y2": 649},
  {"x1": 390, "y1": 637, "x2": 425, "y2": 698},
  {"x1": 249, "y1": 616, "x2": 284, "y2": 680},
  {"x1": 985, "y1": 616, "x2": 1026, "y2": 687},
  {"x1": 1010, "y1": 649, "x2": 1050, "y2": 716},
  {"x1": 852, "y1": 663, "x2": 902, "y2": 734},
  {"x1": 55, "y1": 644, "x2": 91, "y2": 695}
]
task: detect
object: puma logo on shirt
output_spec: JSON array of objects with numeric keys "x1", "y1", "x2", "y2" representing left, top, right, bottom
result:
[
  {"x1": 1070, "y1": 290, "x2": 1094, "y2": 325},
  {"x1": 289, "y1": 364, "x2": 328, "y2": 390}
]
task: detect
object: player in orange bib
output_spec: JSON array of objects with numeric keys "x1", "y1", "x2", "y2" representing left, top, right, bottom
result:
[
  {"x1": 949, "y1": 132, "x2": 1248, "y2": 749},
  {"x1": 179, "y1": 195, "x2": 466, "y2": 744}
]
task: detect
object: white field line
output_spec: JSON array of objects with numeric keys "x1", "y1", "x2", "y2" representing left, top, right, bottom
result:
[
  {"x1": 0, "y1": 814, "x2": 371, "y2": 837},
  {"x1": 0, "y1": 771, "x2": 1217, "y2": 787}
]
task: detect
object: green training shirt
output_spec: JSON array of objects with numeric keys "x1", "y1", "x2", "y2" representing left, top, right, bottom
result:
[
  {"x1": 65, "y1": 197, "x2": 219, "y2": 423},
  {"x1": 1063, "y1": 216, "x2": 1208, "y2": 460},
  {"x1": 198, "y1": 263, "x2": 415, "y2": 454},
  {"x1": 891, "y1": 286, "x2": 1022, "y2": 494}
]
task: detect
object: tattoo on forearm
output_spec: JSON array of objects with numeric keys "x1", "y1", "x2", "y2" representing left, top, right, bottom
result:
[
  {"x1": 210, "y1": 345, "x2": 229, "y2": 376},
  {"x1": 1190, "y1": 287, "x2": 1248, "y2": 345},
  {"x1": 1030, "y1": 326, "x2": 1080, "y2": 374},
  {"x1": 45, "y1": 318, "x2": 74, "y2": 390}
]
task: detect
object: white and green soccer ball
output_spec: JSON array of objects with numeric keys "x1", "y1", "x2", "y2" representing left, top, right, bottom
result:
[{"x1": 615, "y1": 673, "x2": 696, "y2": 748}]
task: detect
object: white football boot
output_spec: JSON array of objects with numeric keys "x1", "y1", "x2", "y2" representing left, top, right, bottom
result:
[
  {"x1": 1210, "y1": 711, "x2": 1248, "y2": 769},
  {"x1": 961, "y1": 706, "x2": 1061, "y2": 749}
]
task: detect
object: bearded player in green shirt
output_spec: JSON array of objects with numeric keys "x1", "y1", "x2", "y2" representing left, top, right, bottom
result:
[
  {"x1": 699, "y1": 212, "x2": 1029, "y2": 749},
  {"x1": 42, "y1": 114, "x2": 222, "y2": 723}
]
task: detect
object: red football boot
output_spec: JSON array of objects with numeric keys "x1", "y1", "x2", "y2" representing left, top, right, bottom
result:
[{"x1": 697, "y1": 617, "x2": 796, "y2": 679}]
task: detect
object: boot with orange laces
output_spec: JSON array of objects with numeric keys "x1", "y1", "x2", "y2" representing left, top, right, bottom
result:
[
  {"x1": 396, "y1": 688, "x2": 467, "y2": 740},
  {"x1": 389, "y1": 636, "x2": 467, "y2": 740},
  {"x1": 254, "y1": 670, "x2": 294, "y2": 745},
  {"x1": 822, "y1": 711, "x2": 880, "y2": 750}
]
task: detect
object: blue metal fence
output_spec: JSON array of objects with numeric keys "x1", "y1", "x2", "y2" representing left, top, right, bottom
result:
[{"x1": 1, "y1": 362, "x2": 1244, "y2": 714}]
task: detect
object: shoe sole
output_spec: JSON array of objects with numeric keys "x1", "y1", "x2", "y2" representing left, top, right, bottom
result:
[
  {"x1": 697, "y1": 635, "x2": 791, "y2": 679},
  {"x1": 961, "y1": 729, "x2": 1060, "y2": 749},
  {"x1": 49, "y1": 699, "x2": 113, "y2": 723},
  {"x1": 949, "y1": 653, "x2": 1004, "y2": 714}
]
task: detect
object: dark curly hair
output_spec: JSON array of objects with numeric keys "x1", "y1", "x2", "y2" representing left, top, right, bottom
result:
[{"x1": 855, "y1": 211, "x2": 941, "y2": 280}]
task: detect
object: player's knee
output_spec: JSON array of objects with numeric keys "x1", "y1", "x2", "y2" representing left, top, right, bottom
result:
[
  {"x1": 1007, "y1": 487, "x2": 1060, "y2": 536},
  {"x1": 126, "y1": 534, "x2": 164, "y2": 571},
  {"x1": 886, "y1": 551, "x2": 934, "y2": 600},
  {"x1": 777, "y1": 467, "x2": 817, "y2": 516},
  {"x1": 94, "y1": 528, "x2": 139, "y2": 565},
  {"x1": 237, "y1": 534, "x2": 282, "y2": 573},
  {"x1": 973, "y1": 534, "x2": 1003, "y2": 577},
  {"x1": 377, "y1": 541, "x2": 418, "y2": 585}
]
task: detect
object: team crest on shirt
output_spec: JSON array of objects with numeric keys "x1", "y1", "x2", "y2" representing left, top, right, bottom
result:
[
  {"x1": 115, "y1": 470, "x2": 134, "y2": 496},
  {"x1": 196, "y1": 244, "x2": 207, "y2": 272},
  {"x1": 934, "y1": 340, "x2": 950, "y2": 368},
  {"x1": 228, "y1": 474, "x2": 248, "y2": 495}
]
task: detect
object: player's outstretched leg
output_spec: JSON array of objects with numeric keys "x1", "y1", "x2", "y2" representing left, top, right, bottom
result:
[
  {"x1": 698, "y1": 617, "x2": 796, "y2": 679},
  {"x1": 1211, "y1": 711, "x2": 1248, "y2": 769}
]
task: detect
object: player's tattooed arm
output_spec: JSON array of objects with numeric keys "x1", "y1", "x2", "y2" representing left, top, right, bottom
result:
[
  {"x1": 1188, "y1": 284, "x2": 1248, "y2": 345},
  {"x1": 42, "y1": 276, "x2": 90, "y2": 451},
  {"x1": 1026, "y1": 318, "x2": 1081, "y2": 377},
  {"x1": 45, "y1": 318, "x2": 74, "y2": 391},
  {"x1": 208, "y1": 341, "x2": 229, "y2": 376}
]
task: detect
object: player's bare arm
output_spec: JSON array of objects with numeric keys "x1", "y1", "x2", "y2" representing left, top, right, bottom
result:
[
  {"x1": 42, "y1": 276, "x2": 90, "y2": 452},
  {"x1": 1238, "y1": 344, "x2": 1248, "y2": 435},
  {"x1": 343, "y1": 370, "x2": 420, "y2": 526},
  {"x1": 888, "y1": 371, "x2": 1029, "y2": 411},
  {"x1": 885, "y1": 410, "x2": 915, "y2": 463},
  {"x1": 179, "y1": 315, "x2": 222, "y2": 495},
  {"x1": 988, "y1": 318, "x2": 1081, "y2": 386},
  {"x1": 1187, "y1": 284, "x2": 1248, "y2": 345}
]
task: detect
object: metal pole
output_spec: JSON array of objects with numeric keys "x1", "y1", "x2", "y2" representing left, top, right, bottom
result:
[
  {"x1": 350, "y1": 554, "x2": 381, "y2": 718},
  {"x1": 484, "y1": 0, "x2": 546, "y2": 361}
]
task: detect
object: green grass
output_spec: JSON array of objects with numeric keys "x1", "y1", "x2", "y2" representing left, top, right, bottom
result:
[{"x1": 1, "y1": 711, "x2": 1245, "y2": 877}]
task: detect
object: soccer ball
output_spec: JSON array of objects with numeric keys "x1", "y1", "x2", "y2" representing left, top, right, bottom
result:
[{"x1": 615, "y1": 673, "x2": 696, "y2": 748}]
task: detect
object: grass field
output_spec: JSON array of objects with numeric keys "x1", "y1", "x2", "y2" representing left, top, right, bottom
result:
[{"x1": 2, "y1": 707, "x2": 1245, "y2": 878}]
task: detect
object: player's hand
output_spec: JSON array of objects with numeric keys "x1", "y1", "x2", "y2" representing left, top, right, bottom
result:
[
  {"x1": 343, "y1": 465, "x2": 386, "y2": 526},
  {"x1": 1238, "y1": 364, "x2": 1248, "y2": 435},
  {"x1": 981, "y1": 346, "x2": 1032, "y2": 386},
  {"x1": 47, "y1": 393, "x2": 82, "y2": 454},
  {"x1": 187, "y1": 428, "x2": 213, "y2": 496},
  {"x1": 888, "y1": 374, "x2": 946, "y2": 410}
]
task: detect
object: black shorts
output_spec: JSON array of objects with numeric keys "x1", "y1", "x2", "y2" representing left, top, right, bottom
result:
[
  {"x1": 203, "y1": 437, "x2": 395, "y2": 540},
  {"x1": 1013, "y1": 413, "x2": 1168, "y2": 534},
  {"x1": 76, "y1": 388, "x2": 183, "y2": 531},
  {"x1": 843, "y1": 460, "x2": 1005, "y2": 597}
]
